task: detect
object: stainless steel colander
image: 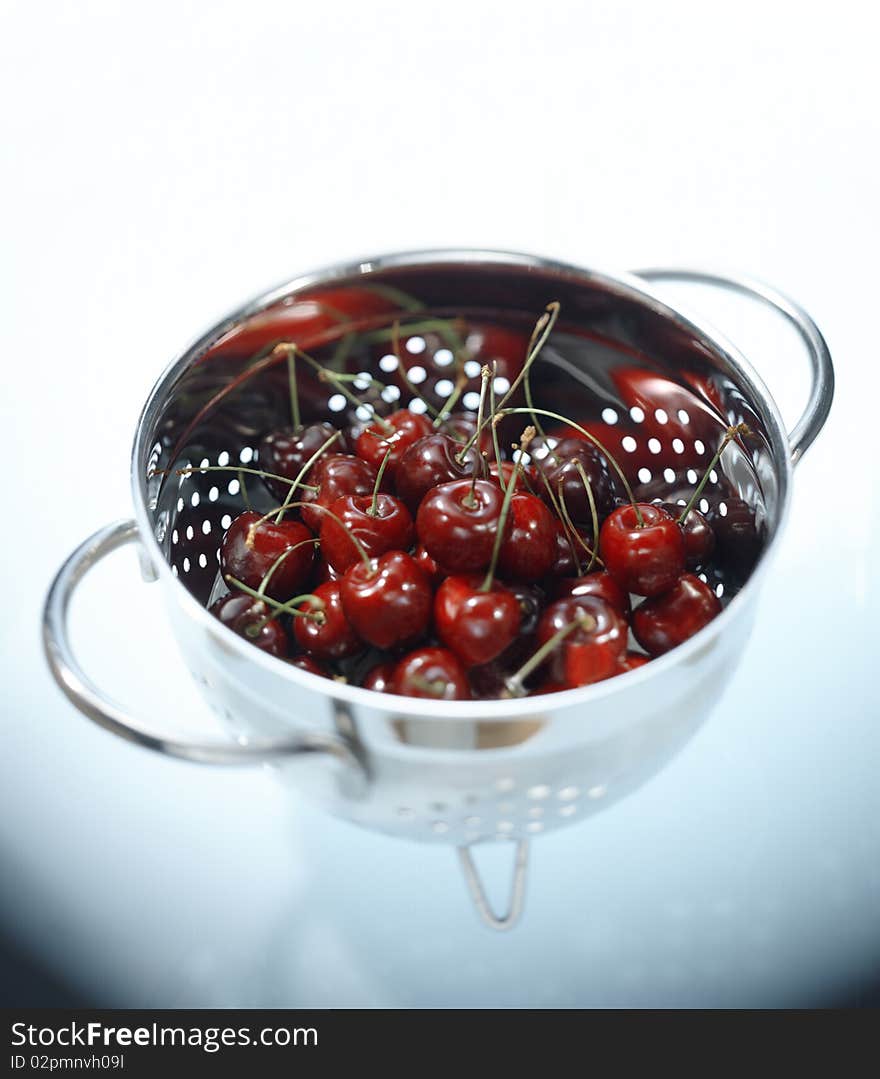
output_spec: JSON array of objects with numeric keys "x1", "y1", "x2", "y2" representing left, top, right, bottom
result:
[{"x1": 43, "y1": 251, "x2": 833, "y2": 929}]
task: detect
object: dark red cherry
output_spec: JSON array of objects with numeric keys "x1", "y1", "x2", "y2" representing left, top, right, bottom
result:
[
  {"x1": 416, "y1": 478, "x2": 508, "y2": 572},
  {"x1": 469, "y1": 585, "x2": 544, "y2": 697},
  {"x1": 292, "y1": 580, "x2": 362, "y2": 659},
  {"x1": 599, "y1": 503, "x2": 686, "y2": 597},
  {"x1": 536, "y1": 595, "x2": 628, "y2": 687},
  {"x1": 548, "y1": 521, "x2": 579, "y2": 577},
  {"x1": 659, "y1": 502, "x2": 714, "y2": 570},
  {"x1": 489, "y1": 460, "x2": 535, "y2": 492},
  {"x1": 413, "y1": 544, "x2": 444, "y2": 584},
  {"x1": 497, "y1": 492, "x2": 557, "y2": 582},
  {"x1": 537, "y1": 438, "x2": 623, "y2": 529},
  {"x1": 257, "y1": 421, "x2": 343, "y2": 500},
  {"x1": 434, "y1": 575, "x2": 520, "y2": 667},
  {"x1": 339, "y1": 551, "x2": 431, "y2": 649},
  {"x1": 632, "y1": 573, "x2": 722, "y2": 656},
  {"x1": 353, "y1": 409, "x2": 433, "y2": 479},
  {"x1": 320, "y1": 493, "x2": 414, "y2": 573},
  {"x1": 300, "y1": 453, "x2": 377, "y2": 532},
  {"x1": 311, "y1": 558, "x2": 340, "y2": 587},
  {"x1": 619, "y1": 651, "x2": 650, "y2": 672},
  {"x1": 395, "y1": 432, "x2": 480, "y2": 513},
  {"x1": 707, "y1": 495, "x2": 763, "y2": 579},
  {"x1": 438, "y1": 412, "x2": 495, "y2": 457},
  {"x1": 362, "y1": 661, "x2": 397, "y2": 693},
  {"x1": 209, "y1": 593, "x2": 288, "y2": 657},
  {"x1": 220, "y1": 511, "x2": 315, "y2": 601},
  {"x1": 390, "y1": 647, "x2": 472, "y2": 700},
  {"x1": 286, "y1": 654, "x2": 328, "y2": 677},
  {"x1": 550, "y1": 570, "x2": 631, "y2": 616}
]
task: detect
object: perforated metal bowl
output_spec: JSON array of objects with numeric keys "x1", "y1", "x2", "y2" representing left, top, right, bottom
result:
[{"x1": 43, "y1": 252, "x2": 833, "y2": 928}]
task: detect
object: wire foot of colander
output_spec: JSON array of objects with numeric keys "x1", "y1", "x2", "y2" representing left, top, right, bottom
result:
[{"x1": 457, "y1": 840, "x2": 529, "y2": 931}]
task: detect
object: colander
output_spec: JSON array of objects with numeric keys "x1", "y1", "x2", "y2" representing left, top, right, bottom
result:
[{"x1": 43, "y1": 251, "x2": 833, "y2": 929}]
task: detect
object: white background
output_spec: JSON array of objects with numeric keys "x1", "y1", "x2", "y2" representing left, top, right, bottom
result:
[{"x1": 1, "y1": 1, "x2": 878, "y2": 1005}]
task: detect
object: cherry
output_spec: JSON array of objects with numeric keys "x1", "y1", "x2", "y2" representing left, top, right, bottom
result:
[
  {"x1": 468, "y1": 584, "x2": 544, "y2": 697},
  {"x1": 320, "y1": 492, "x2": 414, "y2": 573},
  {"x1": 619, "y1": 652, "x2": 650, "y2": 672},
  {"x1": 416, "y1": 478, "x2": 508, "y2": 572},
  {"x1": 300, "y1": 453, "x2": 378, "y2": 532},
  {"x1": 707, "y1": 495, "x2": 762, "y2": 579},
  {"x1": 209, "y1": 593, "x2": 288, "y2": 657},
  {"x1": 353, "y1": 408, "x2": 433, "y2": 479},
  {"x1": 257, "y1": 421, "x2": 343, "y2": 500},
  {"x1": 220, "y1": 511, "x2": 315, "y2": 601},
  {"x1": 340, "y1": 551, "x2": 432, "y2": 649},
  {"x1": 497, "y1": 492, "x2": 557, "y2": 582},
  {"x1": 287, "y1": 654, "x2": 328, "y2": 677},
  {"x1": 550, "y1": 570, "x2": 631, "y2": 617},
  {"x1": 599, "y1": 503, "x2": 685, "y2": 597},
  {"x1": 413, "y1": 544, "x2": 444, "y2": 583},
  {"x1": 536, "y1": 595, "x2": 628, "y2": 687},
  {"x1": 632, "y1": 573, "x2": 722, "y2": 656},
  {"x1": 548, "y1": 520, "x2": 580, "y2": 577},
  {"x1": 438, "y1": 411, "x2": 494, "y2": 458},
  {"x1": 292, "y1": 580, "x2": 362, "y2": 659},
  {"x1": 659, "y1": 501, "x2": 714, "y2": 570},
  {"x1": 537, "y1": 438, "x2": 622, "y2": 529},
  {"x1": 434, "y1": 574, "x2": 521, "y2": 667},
  {"x1": 390, "y1": 647, "x2": 472, "y2": 700},
  {"x1": 489, "y1": 460, "x2": 535, "y2": 492},
  {"x1": 362, "y1": 661, "x2": 397, "y2": 693},
  {"x1": 395, "y1": 432, "x2": 480, "y2": 513}
]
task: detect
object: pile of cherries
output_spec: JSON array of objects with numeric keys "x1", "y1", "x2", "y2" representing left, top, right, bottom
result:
[{"x1": 200, "y1": 313, "x2": 746, "y2": 701}]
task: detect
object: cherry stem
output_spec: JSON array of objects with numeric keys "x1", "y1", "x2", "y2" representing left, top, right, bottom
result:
[
  {"x1": 364, "y1": 317, "x2": 465, "y2": 356},
  {"x1": 495, "y1": 406, "x2": 642, "y2": 526},
  {"x1": 461, "y1": 366, "x2": 491, "y2": 504},
  {"x1": 572, "y1": 461, "x2": 600, "y2": 573},
  {"x1": 238, "y1": 468, "x2": 251, "y2": 510},
  {"x1": 434, "y1": 369, "x2": 468, "y2": 427},
  {"x1": 504, "y1": 609, "x2": 595, "y2": 697},
  {"x1": 543, "y1": 477, "x2": 584, "y2": 575},
  {"x1": 555, "y1": 480, "x2": 604, "y2": 571},
  {"x1": 455, "y1": 301, "x2": 560, "y2": 462},
  {"x1": 391, "y1": 320, "x2": 440, "y2": 418},
  {"x1": 678, "y1": 423, "x2": 750, "y2": 526},
  {"x1": 358, "y1": 282, "x2": 425, "y2": 312},
  {"x1": 480, "y1": 426, "x2": 534, "y2": 593},
  {"x1": 173, "y1": 464, "x2": 318, "y2": 494},
  {"x1": 255, "y1": 538, "x2": 320, "y2": 597},
  {"x1": 287, "y1": 349, "x2": 301, "y2": 430},
  {"x1": 259, "y1": 499, "x2": 373, "y2": 572},
  {"x1": 488, "y1": 362, "x2": 506, "y2": 493},
  {"x1": 287, "y1": 343, "x2": 394, "y2": 434},
  {"x1": 225, "y1": 577, "x2": 325, "y2": 621},
  {"x1": 273, "y1": 428, "x2": 342, "y2": 523},
  {"x1": 369, "y1": 447, "x2": 393, "y2": 516}
]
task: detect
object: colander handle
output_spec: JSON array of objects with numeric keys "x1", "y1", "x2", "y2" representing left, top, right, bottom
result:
[
  {"x1": 43, "y1": 519, "x2": 366, "y2": 776},
  {"x1": 632, "y1": 268, "x2": 834, "y2": 465}
]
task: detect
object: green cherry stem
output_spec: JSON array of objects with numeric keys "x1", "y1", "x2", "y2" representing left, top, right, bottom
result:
[
  {"x1": 543, "y1": 476, "x2": 584, "y2": 575},
  {"x1": 283, "y1": 342, "x2": 394, "y2": 434},
  {"x1": 488, "y1": 363, "x2": 506, "y2": 494},
  {"x1": 369, "y1": 447, "x2": 394, "y2": 516},
  {"x1": 172, "y1": 464, "x2": 318, "y2": 494},
  {"x1": 503, "y1": 609, "x2": 595, "y2": 697},
  {"x1": 678, "y1": 423, "x2": 750, "y2": 525},
  {"x1": 273, "y1": 428, "x2": 342, "y2": 523},
  {"x1": 255, "y1": 538, "x2": 321, "y2": 597},
  {"x1": 287, "y1": 349, "x2": 300, "y2": 430},
  {"x1": 573, "y1": 460, "x2": 600, "y2": 573},
  {"x1": 461, "y1": 366, "x2": 491, "y2": 503},
  {"x1": 480, "y1": 426, "x2": 534, "y2": 593},
  {"x1": 224, "y1": 576, "x2": 325, "y2": 621}
]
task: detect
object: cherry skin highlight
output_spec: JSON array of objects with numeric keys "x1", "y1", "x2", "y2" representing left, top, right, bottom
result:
[
  {"x1": 339, "y1": 551, "x2": 432, "y2": 650},
  {"x1": 390, "y1": 647, "x2": 472, "y2": 700},
  {"x1": 632, "y1": 573, "x2": 722, "y2": 656},
  {"x1": 362, "y1": 661, "x2": 397, "y2": 693},
  {"x1": 599, "y1": 503, "x2": 685, "y2": 597},
  {"x1": 416, "y1": 478, "x2": 508, "y2": 573},
  {"x1": 209, "y1": 593, "x2": 288, "y2": 657},
  {"x1": 220, "y1": 511, "x2": 314, "y2": 601},
  {"x1": 292, "y1": 580, "x2": 362, "y2": 659},
  {"x1": 319, "y1": 492, "x2": 414, "y2": 573},
  {"x1": 434, "y1": 575, "x2": 521, "y2": 667}
]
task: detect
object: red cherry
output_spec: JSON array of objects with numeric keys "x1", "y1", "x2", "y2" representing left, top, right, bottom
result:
[
  {"x1": 489, "y1": 460, "x2": 535, "y2": 492},
  {"x1": 416, "y1": 478, "x2": 508, "y2": 572},
  {"x1": 438, "y1": 411, "x2": 495, "y2": 458},
  {"x1": 599, "y1": 503, "x2": 685, "y2": 597},
  {"x1": 257, "y1": 421, "x2": 343, "y2": 500},
  {"x1": 220, "y1": 511, "x2": 315, "y2": 601},
  {"x1": 550, "y1": 570, "x2": 631, "y2": 616},
  {"x1": 300, "y1": 453, "x2": 377, "y2": 532},
  {"x1": 632, "y1": 574, "x2": 722, "y2": 656},
  {"x1": 537, "y1": 438, "x2": 623, "y2": 529},
  {"x1": 390, "y1": 647, "x2": 472, "y2": 700},
  {"x1": 536, "y1": 595, "x2": 628, "y2": 687},
  {"x1": 413, "y1": 544, "x2": 444, "y2": 584},
  {"x1": 339, "y1": 551, "x2": 432, "y2": 649},
  {"x1": 287, "y1": 654, "x2": 328, "y2": 677},
  {"x1": 395, "y1": 432, "x2": 480, "y2": 513},
  {"x1": 619, "y1": 651, "x2": 650, "y2": 672},
  {"x1": 497, "y1": 492, "x2": 557, "y2": 582},
  {"x1": 319, "y1": 493, "x2": 414, "y2": 573},
  {"x1": 362, "y1": 661, "x2": 397, "y2": 693},
  {"x1": 468, "y1": 584, "x2": 544, "y2": 697},
  {"x1": 353, "y1": 409, "x2": 433, "y2": 479},
  {"x1": 659, "y1": 501, "x2": 715, "y2": 570},
  {"x1": 434, "y1": 575, "x2": 521, "y2": 667},
  {"x1": 209, "y1": 593, "x2": 288, "y2": 657},
  {"x1": 292, "y1": 581, "x2": 362, "y2": 659}
]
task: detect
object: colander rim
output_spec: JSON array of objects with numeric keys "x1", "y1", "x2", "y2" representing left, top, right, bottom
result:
[{"x1": 131, "y1": 248, "x2": 793, "y2": 720}]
